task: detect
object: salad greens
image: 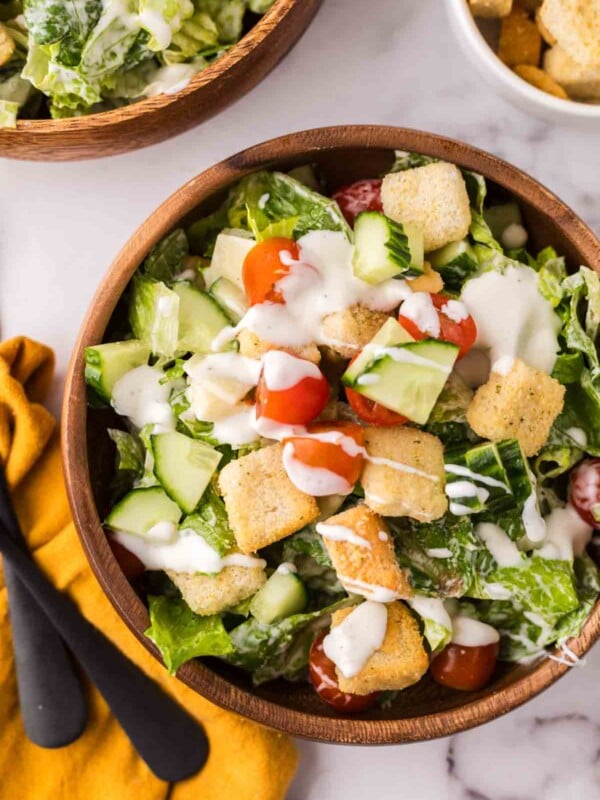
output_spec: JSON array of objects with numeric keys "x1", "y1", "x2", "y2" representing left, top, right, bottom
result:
[{"x1": 0, "y1": 0, "x2": 274, "y2": 126}]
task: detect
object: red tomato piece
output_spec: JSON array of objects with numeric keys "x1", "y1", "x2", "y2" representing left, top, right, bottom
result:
[
  {"x1": 255, "y1": 356, "x2": 329, "y2": 425},
  {"x1": 430, "y1": 641, "x2": 499, "y2": 692},
  {"x1": 309, "y1": 631, "x2": 380, "y2": 712},
  {"x1": 344, "y1": 354, "x2": 408, "y2": 426},
  {"x1": 108, "y1": 537, "x2": 145, "y2": 581},
  {"x1": 398, "y1": 293, "x2": 477, "y2": 359},
  {"x1": 332, "y1": 179, "x2": 383, "y2": 226},
  {"x1": 569, "y1": 458, "x2": 600, "y2": 528},
  {"x1": 283, "y1": 421, "x2": 365, "y2": 489},
  {"x1": 242, "y1": 237, "x2": 299, "y2": 306}
]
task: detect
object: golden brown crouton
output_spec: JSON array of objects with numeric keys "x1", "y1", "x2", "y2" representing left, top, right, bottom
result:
[
  {"x1": 498, "y1": 5, "x2": 542, "y2": 67},
  {"x1": 539, "y1": 0, "x2": 600, "y2": 67},
  {"x1": 535, "y1": 6, "x2": 557, "y2": 45},
  {"x1": 321, "y1": 304, "x2": 390, "y2": 358},
  {"x1": 219, "y1": 443, "x2": 320, "y2": 553},
  {"x1": 544, "y1": 46, "x2": 600, "y2": 99},
  {"x1": 469, "y1": 0, "x2": 513, "y2": 16},
  {"x1": 406, "y1": 261, "x2": 444, "y2": 294},
  {"x1": 333, "y1": 602, "x2": 428, "y2": 695},
  {"x1": 382, "y1": 163, "x2": 471, "y2": 252},
  {"x1": 362, "y1": 427, "x2": 448, "y2": 522},
  {"x1": 236, "y1": 329, "x2": 321, "y2": 364},
  {"x1": 467, "y1": 358, "x2": 565, "y2": 457},
  {"x1": 513, "y1": 64, "x2": 568, "y2": 97},
  {"x1": 318, "y1": 505, "x2": 412, "y2": 601},
  {"x1": 167, "y1": 563, "x2": 266, "y2": 616}
]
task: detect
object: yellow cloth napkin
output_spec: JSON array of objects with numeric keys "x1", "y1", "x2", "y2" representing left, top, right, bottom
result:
[{"x1": 0, "y1": 337, "x2": 297, "y2": 800}]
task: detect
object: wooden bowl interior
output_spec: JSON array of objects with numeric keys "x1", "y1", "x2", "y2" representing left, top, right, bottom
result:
[{"x1": 70, "y1": 128, "x2": 600, "y2": 742}]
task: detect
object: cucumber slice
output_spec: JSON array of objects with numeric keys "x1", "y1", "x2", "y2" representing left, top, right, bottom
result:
[
  {"x1": 202, "y1": 229, "x2": 255, "y2": 291},
  {"x1": 84, "y1": 340, "x2": 150, "y2": 401},
  {"x1": 483, "y1": 202, "x2": 522, "y2": 241},
  {"x1": 352, "y1": 211, "x2": 424, "y2": 285},
  {"x1": 427, "y1": 239, "x2": 478, "y2": 291},
  {"x1": 174, "y1": 282, "x2": 230, "y2": 354},
  {"x1": 210, "y1": 277, "x2": 249, "y2": 323},
  {"x1": 129, "y1": 274, "x2": 180, "y2": 358},
  {"x1": 106, "y1": 486, "x2": 181, "y2": 536},
  {"x1": 496, "y1": 439, "x2": 533, "y2": 506},
  {"x1": 152, "y1": 430, "x2": 222, "y2": 514},
  {"x1": 249, "y1": 570, "x2": 308, "y2": 624},
  {"x1": 343, "y1": 317, "x2": 414, "y2": 383}
]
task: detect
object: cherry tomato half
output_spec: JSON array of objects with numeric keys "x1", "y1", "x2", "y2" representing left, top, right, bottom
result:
[
  {"x1": 242, "y1": 237, "x2": 299, "y2": 306},
  {"x1": 283, "y1": 421, "x2": 365, "y2": 492},
  {"x1": 344, "y1": 354, "x2": 408, "y2": 426},
  {"x1": 398, "y1": 293, "x2": 477, "y2": 359},
  {"x1": 255, "y1": 354, "x2": 330, "y2": 425},
  {"x1": 108, "y1": 537, "x2": 145, "y2": 581},
  {"x1": 309, "y1": 631, "x2": 380, "y2": 712},
  {"x1": 569, "y1": 458, "x2": 600, "y2": 528},
  {"x1": 430, "y1": 641, "x2": 499, "y2": 692},
  {"x1": 332, "y1": 179, "x2": 383, "y2": 226}
]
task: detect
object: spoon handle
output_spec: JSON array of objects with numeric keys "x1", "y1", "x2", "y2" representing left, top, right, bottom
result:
[{"x1": 0, "y1": 526, "x2": 209, "y2": 782}]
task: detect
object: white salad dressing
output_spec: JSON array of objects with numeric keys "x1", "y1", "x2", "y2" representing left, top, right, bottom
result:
[
  {"x1": 521, "y1": 491, "x2": 546, "y2": 543},
  {"x1": 261, "y1": 350, "x2": 322, "y2": 391},
  {"x1": 365, "y1": 344, "x2": 451, "y2": 374},
  {"x1": 138, "y1": 8, "x2": 174, "y2": 49},
  {"x1": 211, "y1": 231, "x2": 412, "y2": 352},
  {"x1": 491, "y1": 355, "x2": 515, "y2": 376},
  {"x1": 445, "y1": 464, "x2": 510, "y2": 492},
  {"x1": 426, "y1": 548, "x2": 454, "y2": 559},
  {"x1": 398, "y1": 292, "x2": 440, "y2": 337},
  {"x1": 442, "y1": 299, "x2": 469, "y2": 323},
  {"x1": 566, "y1": 427, "x2": 588, "y2": 448},
  {"x1": 460, "y1": 265, "x2": 561, "y2": 374},
  {"x1": 144, "y1": 63, "x2": 198, "y2": 97},
  {"x1": 408, "y1": 596, "x2": 452, "y2": 632},
  {"x1": 145, "y1": 521, "x2": 178, "y2": 543},
  {"x1": 276, "y1": 562, "x2": 297, "y2": 575},
  {"x1": 322, "y1": 601, "x2": 388, "y2": 678},
  {"x1": 451, "y1": 616, "x2": 500, "y2": 647},
  {"x1": 112, "y1": 528, "x2": 265, "y2": 575},
  {"x1": 316, "y1": 522, "x2": 371, "y2": 549},
  {"x1": 475, "y1": 522, "x2": 524, "y2": 567},
  {"x1": 111, "y1": 365, "x2": 175, "y2": 431},
  {"x1": 185, "y1": 352, "x2": 261, "y2": 398},
  {"x1": 210, "y1": 406, "x2": 260, "y2": 447},
  {"x1": 538, "y1": 505, "x2": 592, "y2": 562},
  {"x1": 337, "y1": 575, "x2": 400, "y2": 603},
  {"x1": 501, "y1": 223, "x2": 528, "y2": 250},
  {"x1": 282, "y1": 442, "x2": 351, "y2": 496},
  {"x1": 445, "y1": 480, "x2": 490, "y2": 516}
]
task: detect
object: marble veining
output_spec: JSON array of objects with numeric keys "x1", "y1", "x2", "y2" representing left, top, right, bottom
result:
[{"x1": 1, "y1": 0, "x2": 599, "y2": 797}]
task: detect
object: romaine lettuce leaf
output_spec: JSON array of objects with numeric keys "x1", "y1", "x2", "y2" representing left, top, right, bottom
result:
[
  {"x1": 24, "y1": 0, "x2": 102, "y2": 65},
  {"x1": 425, "y1": 373, "x2": 477, "y2": 445},
  {"x1": 553, "y1": 553, "x2": 600, "y2": 643},
  {"x1": 488, "y1": 555, "x2": 578, "y2": 619},
  {"x1": 129, "y1": 274, "x2": 180, "y2": 358},
  {"x1": 22, "y1": 41, "x2": 101, "y2": 108},
  {"x1": 79, "y1": 0, "x2": 141, "y2": 80},
  {"x1": 108, "y1": 428, "x2": 144, "y2": 497},
  {"x1": 0, "y1": 97, "x2": 18, "y2": 125},
  {"x1": 180, "y1": 484, "x2": 235, "y2": 556},
  {"x1": 281, "y1": 527, "x2": 343, "y2": 596},
  {"x1": 145, "y1": 595, "x2": 233, "y2": 674},
  {"x1": 537, "y1": 252, "x2": 567, "y2": 307},
  {"x1": 138, "y1": 0, "x2": 193, "y2": 51},
  {"x1": 389, "y1": 150, "x2": 437, "y2": 172},
  {"x1": 196, "y1": 0, "x2": 244, "y2": 42},
  {"x1": 408, "y1": 596, "x2": 452, "y2": 654},
  {"x1": 143, "y1": 228, "x2": 189, "y2": 282}
]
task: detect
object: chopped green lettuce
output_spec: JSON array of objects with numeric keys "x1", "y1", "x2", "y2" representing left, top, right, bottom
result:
[
  {"x1": 129, "y1": 274, "x2": 179, "y2": 358},
  {"x1": 425, "y1": 373, "x2": 477, "y2": 445},
  {"x1": 389, "y1": 150, "x2": 437, "y2": 172},
  {"x1": 0, "y1": 98, "x2": 18, "y2": 125},
  {"x1": 281, "y1": 527, "x2": 343, "y2": 596},
  {"x1": 108, "y1": 428, "x2": 145, "y2": 496},
  {"x1": 145, "y1": 595, "x2": 233, "y2": 674},
  {"x1": 180, "y1": 484, "x2": 235, "y2": 556},
  {"x1": 143, "y1": 228, "x2": 189, "y2": 282}
]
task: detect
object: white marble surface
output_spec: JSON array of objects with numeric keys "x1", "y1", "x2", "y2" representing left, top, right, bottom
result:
[{"x1": 1, "y1": 0, "x2": 600, "y2": 797}]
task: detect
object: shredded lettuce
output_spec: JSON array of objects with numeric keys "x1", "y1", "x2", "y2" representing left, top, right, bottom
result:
[
  {"x1": 180, "y1": 485, "x2": 235, "y2": 556},
  {"x1": 108, "y1": 428, "x2": 145, "y2": 497},
  {"x1": 143, "y1": 228, "x2": 189, "y2": 282}
]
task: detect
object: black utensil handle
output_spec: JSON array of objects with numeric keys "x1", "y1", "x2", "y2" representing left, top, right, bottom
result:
[
  {"x1": 4, "y1": 562, "x2": 88, "y2": 748},
  {"x1": 0, "y1": 531, "x2": 209, "y2": 782}
]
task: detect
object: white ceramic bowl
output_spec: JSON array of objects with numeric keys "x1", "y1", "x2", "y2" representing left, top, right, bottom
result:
[{"x1": 445, "y1": 0, "x2": 600, "y2": 126}]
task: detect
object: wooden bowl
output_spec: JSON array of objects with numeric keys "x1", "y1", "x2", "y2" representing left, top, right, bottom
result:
[
  {"x1": 0, "y1": 0, "x2": 320, "y2": 162},
  {"x1": 63, "y1": 126, "x2": 600, "y2": 743}
]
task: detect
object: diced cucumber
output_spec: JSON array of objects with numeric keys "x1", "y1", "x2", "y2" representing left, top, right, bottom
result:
[
  {"x1": 202, "y1": 229, "x2": 255, "y2": 291},
  {"x1": 129, "y1": 274, "x2": 180, "y2": 358},
  {"x1": 353, "y1": 211, "x2": 424, "y2": 285},
  {"x1": 249, "y1": 570, "x2": 308, "y2": 624},
  {"x1": 287, "y1": 164, "x2": 320, "y2": 191},
  {"x1": 427, "y1": 239, "x2": 478, "y2": 291},
  {"x1": 342, "y1": 321, "x2": 458, "y2": 425},
  {"x1": 174, "y1": 282, "x2": 230, "y2": 354},
  {"x1": 84, "y1": 340, "x2": 150, "y2": 401},
  {"x1": 105, "y1": 486, "x2": 181, "y2": 536},
  {"x1": 483, "y1": 202, "x2": 522, "y2": 241},
  {"x1": 496, "y1": 439, "x2": 533, "y2": 506},
  {"x1": 210, "y1": 277, "x2": 249, "y2": 323},
  {"x1": 151, "y1": 430, "x2": 222, "y2": 514}
]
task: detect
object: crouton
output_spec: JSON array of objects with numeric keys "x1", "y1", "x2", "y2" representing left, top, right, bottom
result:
[
  {"x1": 407, "y1": 261, "x2": 444, "y2": 294},
  {"x1": 318, "y1": 505, "x2": 412, "y2": 601},
  {"x1": 467, "y1": 358, "x2": 565, "y2": 457},
  {"x1": 469, "y1": 0, "x2": 513, "y2": 17},
  {"x1": 498, "y1": 5, "x2": 542, "y2": 67},
  {"x1": 544, "y1": 46, "x2": 600, "y2": 99},
  {"x1": 332, "y1": 602, "x2": 428, "y2": 695},
  {"x1": 237, "y1": 328, "x2": 321, "y2": 364},
  {"x1": 219, "y1": 443, "x2": 319, "y2": 553},
  {"x1": 167, "y1": 563, "x2": 266, "y2": 616},
  {"x1": 362, "y1": 427, "x2": 447, "y2": 522},
  {"x1": 535, "y1": 6, "x2": 557, "y2": 45},
  {"x1": 513, "y1": 64, "x2": 568, "y2": 97},
  {"x1": 0, "y1": 23, "x2": 15, "y2": 67},
  {"x1": 321, "y1": 304, "x2": 390, "y2": 358},
  {"x1": 382, "y1": 163, "x2": 471, "y2": 252},
  {"x1": 539, "y1": 0, "x2": 600, "y2": 67}
]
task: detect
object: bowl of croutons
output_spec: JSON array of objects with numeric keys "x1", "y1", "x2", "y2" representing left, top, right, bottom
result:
[
  {"x1": 63, "y1": 126, "x2": 600, "y2": 743},
  {"x1": 447, "y1": 0, "x2": 600, "y2": 123}
]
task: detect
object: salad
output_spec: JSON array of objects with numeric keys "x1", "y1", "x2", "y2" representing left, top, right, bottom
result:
[
  {"x1": 0, "y1": 0, "x2": 274, "y2": 128},
  {"x1": 85, "y1": 152, "x2": 600, "y2": 711}
]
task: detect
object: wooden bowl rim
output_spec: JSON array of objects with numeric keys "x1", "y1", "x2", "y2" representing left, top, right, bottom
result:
[
  {"x1": 62, "y1": 125, "x2": 600, "y2": 744},
  {"x1": 11, "y1": 0, "x2": 300, "y2": 134}
]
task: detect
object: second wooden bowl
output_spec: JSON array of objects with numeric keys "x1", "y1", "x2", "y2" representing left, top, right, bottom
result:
[
  {"x1": 63, "y1": 125, "x2": 600, "y2": 743},
  {"x1": 0, "y1": 0, "x2": 320, "y2": 161}
]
